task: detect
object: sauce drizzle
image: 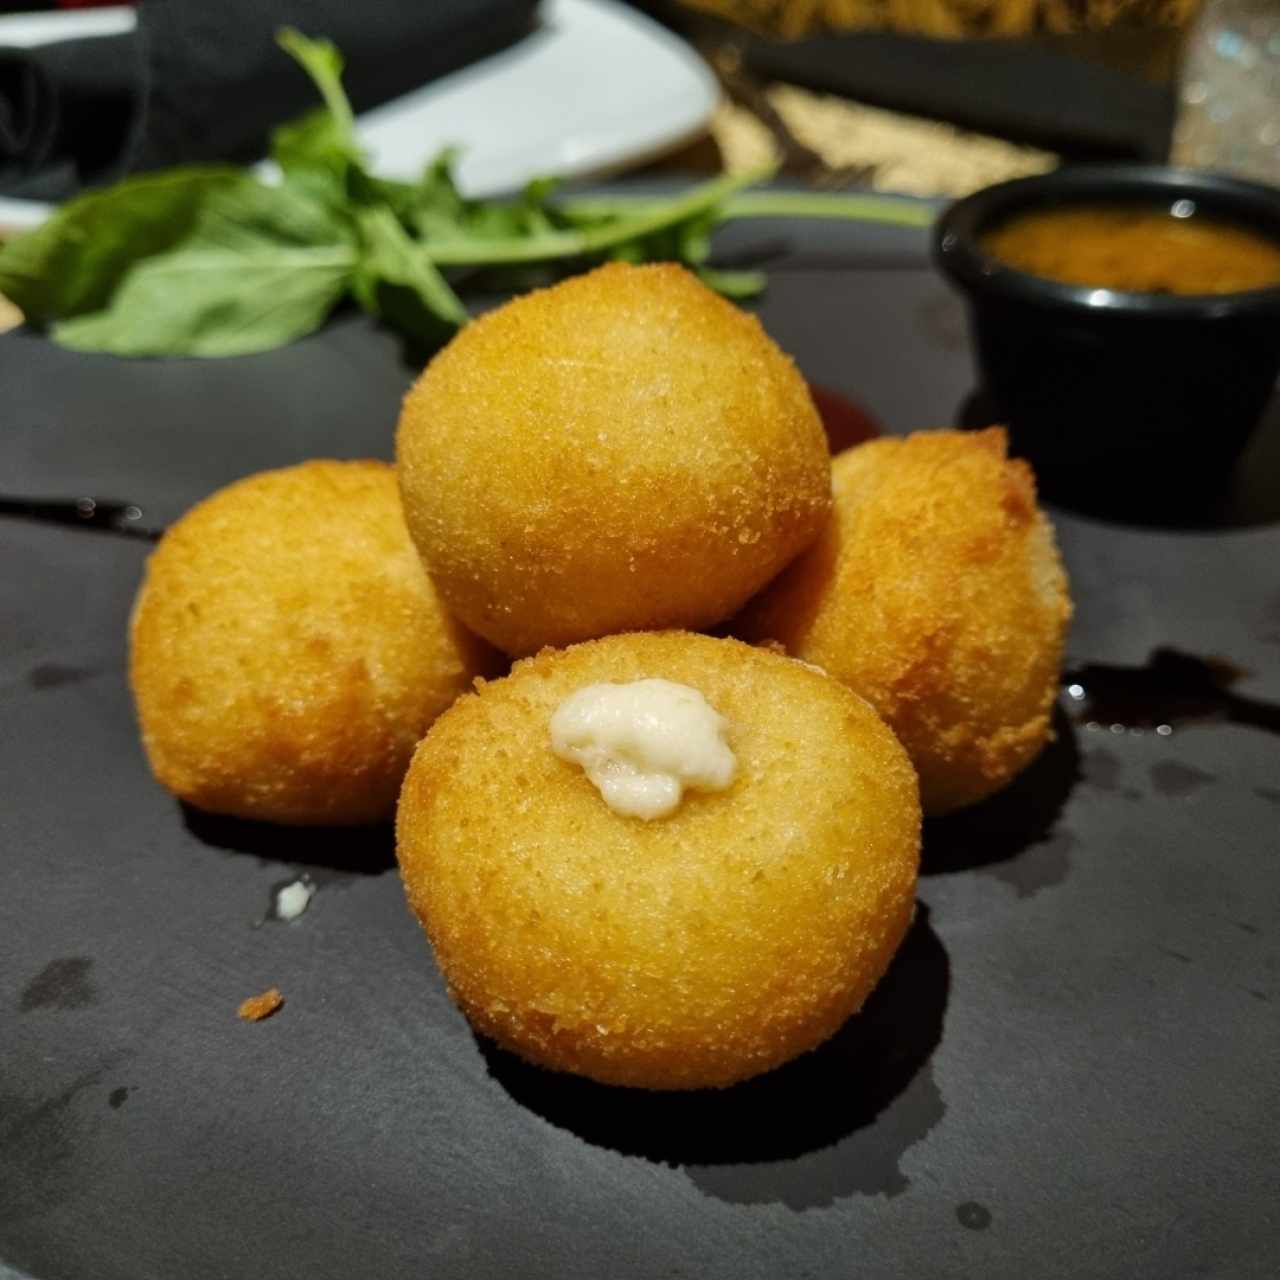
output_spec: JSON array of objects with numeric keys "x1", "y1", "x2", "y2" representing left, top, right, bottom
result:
[
  {"x1": 0, "y1": 495, "x2": 163, "y2": 540},
  {"x1": 1063, "y1": 648, "x2": 1280, "y2": 737}
]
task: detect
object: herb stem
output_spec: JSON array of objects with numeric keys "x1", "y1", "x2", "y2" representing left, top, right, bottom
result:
[
  {"x1": 423, "y1": 168, "x2": 771, "y2": 267},
  {"x1": 561, "y1": 190, "x2": 936, "y2": 230},
  {"x1": 277, "y1": 29, "x2": 355, "y2": 141},
  {"x1": 721, "y1": 191, "x2": 936, "y2": 227}
]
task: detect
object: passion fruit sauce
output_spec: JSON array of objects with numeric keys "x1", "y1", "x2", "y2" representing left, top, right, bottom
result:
[{"x1": 982, "y1": 204, "x2": 1280, "y2": 296}]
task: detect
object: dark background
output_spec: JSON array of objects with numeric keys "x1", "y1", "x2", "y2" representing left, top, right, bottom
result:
[{"x1": 2, "y1": 211, "x2": 1278, "y2": 1279}]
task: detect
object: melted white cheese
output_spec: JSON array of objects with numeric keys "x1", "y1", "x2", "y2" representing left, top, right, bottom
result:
[
  {"x1": 549, "y1": 679, "x2": 736, "y2": 820},
  {"x1": 275, "y1": 877, "x2": 315, "y2": 922}
]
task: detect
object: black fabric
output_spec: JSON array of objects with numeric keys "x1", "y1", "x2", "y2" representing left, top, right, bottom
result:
[
  {"x1": 0, "y1": 33, "x2": 140, "y2": 199},
  {"x1": 742, "y1": 31, "x2": 1175, "y2": 161},
  {"x1": 0, "y1": 0, "x2": 540, "y2": 199}
]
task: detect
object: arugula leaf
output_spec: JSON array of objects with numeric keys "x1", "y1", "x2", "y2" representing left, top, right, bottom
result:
[
  {"x1": 269, "y1": 30, "x2": 369, "y2": 221},
  {"x1": 414, "y1": 167, "x2": 769, "y2": 267},
  {"x1": 275, "y1": 29, "x2": 356, "y2": 154},
  {"x1": 271, "y1": 107, "x2": 356, "y2": 177},
  {"x1": 350, "y1": 204, "x2": 468, "y2": 342},
  {"x1": 267, "y1": 40, "x2": 470, "y2": 341},
  {"x1": 404, "y1": 148, "x2": 471, "y2": 240}
]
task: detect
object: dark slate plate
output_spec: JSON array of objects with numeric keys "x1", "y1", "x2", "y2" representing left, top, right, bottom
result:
[{"x1": 2, "y1": 208, "x2": 1278, "y2": 1280}]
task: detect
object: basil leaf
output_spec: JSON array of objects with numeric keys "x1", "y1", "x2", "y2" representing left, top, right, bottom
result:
[
  {"x1": 53, "y1": 244, "x2": 354, "y2": 357},
  {"x1": 0, "y1": 167, "x2": 248, "y2": 325},
  {"x1": 47, "y1": 179, "x2": 357, "y2": 357}
]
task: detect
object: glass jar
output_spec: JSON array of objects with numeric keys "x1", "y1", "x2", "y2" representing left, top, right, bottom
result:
[{"x1": 1173, "y1": 0, "x2": 1280, "y2": 186}]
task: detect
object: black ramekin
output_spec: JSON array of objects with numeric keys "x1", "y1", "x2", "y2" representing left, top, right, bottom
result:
[{"x1": 933, "y1": 165, "x2": 1280, "y2": 519}]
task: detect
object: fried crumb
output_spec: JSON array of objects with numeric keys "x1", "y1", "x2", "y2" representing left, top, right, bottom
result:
[{"x1": 238, "y1": 987, "x2": 284, "y2": 1021}]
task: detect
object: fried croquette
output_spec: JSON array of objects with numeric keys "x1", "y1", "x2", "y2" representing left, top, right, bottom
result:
[
  {"x1": 396, "y1": 262, "x2": 832, "y2": 657},
  {"x1": 736, "y1": 428, "x2": 1072, "y2": 815},
  {"x1": 130, "y1": 460, "x2": 499, "y2": 826},
  {"x1": 396, "y1": 630, "x2": 920, "y2": 1090}
]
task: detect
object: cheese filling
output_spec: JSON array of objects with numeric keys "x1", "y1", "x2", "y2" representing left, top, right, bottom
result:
[{"x1": 549, "y1": 678, "x2": 736, "y2": 820}]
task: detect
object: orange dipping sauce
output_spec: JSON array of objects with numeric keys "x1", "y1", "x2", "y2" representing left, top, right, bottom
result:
[{"x1": 981, "y1": 206, "x2": 1280, "y2": 296}]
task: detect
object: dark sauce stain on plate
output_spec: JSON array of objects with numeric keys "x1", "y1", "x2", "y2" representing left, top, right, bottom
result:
[
  {"x1": 19, "y1": 957, "x2": 97, "y2": 1013},
  {"x1": 481, "y1": 911, "x2": 949, "y2": 1211},
  {"x1": 0, "y1": 1052, "x2": 131, "y2": 1222},
  {"x1": 808, "y1": 384, "x2": 880, "y2": 455},
  {"x1": 1081, "y1": 747, "x2": 1143, "y2": 801},
  {"x1": 0, "y1": 495, "x2": 163, "y2": 541},
  {"x1": 28, "y1": 662, "x2": 100, "y2": 692},
  {"x1": 1062, "y1": 648, "x2": 1280, "y2": 738},
  {"x1": 1081, "y1": 746, "x2": 1123, "y2": 793},
  {"x1": 984, "y1": 829, "x2": 1076, "y2": 900},
  {"x1": 1149, "y1": 760, "x2": 1216, "y2": 798},
  {"x1": 956, "y1": 1201, "x2": 993, "y2": 1231}
]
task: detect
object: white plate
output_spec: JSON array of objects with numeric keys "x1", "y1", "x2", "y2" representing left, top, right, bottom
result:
[
  {"x1": 0, "y1": 0, "x2": 718, "y2": 231},
  {"x1": 0, "y1": 3, "x2": 135, "y2": 48},
  {"x1": 355, "y1": 0, "x2": 718, "y2": 195}
]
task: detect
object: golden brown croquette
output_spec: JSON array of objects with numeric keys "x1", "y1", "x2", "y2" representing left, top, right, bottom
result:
[
  {"x1": 396, "y1": 630, "x2": 920, "y2": 1090},
  {"x1": 396, "y1": 262, "x2": 832, "y2": 657},
  {"x1": 130, "y1": 460, "x2": 499, "y2": 826},
  {"x1": 736, "y1": 429, "x2": 1072, "y2": 815}
]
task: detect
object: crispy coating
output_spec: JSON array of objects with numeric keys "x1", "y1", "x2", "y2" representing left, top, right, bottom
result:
[
  {"x1": 238, "y1": 988, "x2": 284, "y2": 1022},
  {"x1": 130, "y1": 461, "x2": 499, "y2": 826},
  {"x1": 396, "y1": 262, "x2": 831, "y2": 657},
  {"x1": 396, "y1": 631, "x2": 920, "y2": 1090},
  {"x1": 736, "y1": 429, "x2": 1072, "y2": 815}
]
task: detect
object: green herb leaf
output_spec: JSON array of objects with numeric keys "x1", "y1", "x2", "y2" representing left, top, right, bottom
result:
[
  {"x1": 351, "y1": 204, "x2": 468, "y2": 342},
  {"x1": 44, "y1": 178, "x2": 355, "y2": 357},
  {"x1": 405, "y1": 148, "x2": 470, "y2": 240},
  {"x1": 275, "y1": 29, "x2": 356, "y2": 155},
  {"x1": 720, "y1": 190, "x2": 935, "y2": 228},
  {"x1": 1, "y1": 28, "x2": 940, "y2": 361},
  {"x1": 52, "y1": 242, "x2": 354, "y2": 358},
  {"x1": 414, "y1": 167, "x2": 773, "y2": 269},
  {"x1": 0, "y1": 167, "x2": 249, "y2": 325},
  {"x1": 694, "y1": 266, "x2": 766, "y2": 299},
  {"x1": 270, "y1": 107, "x2": 357, "y2": 177},
  {"x1": 269, "y1": 30, "x2": 368, "y2": 220}
]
